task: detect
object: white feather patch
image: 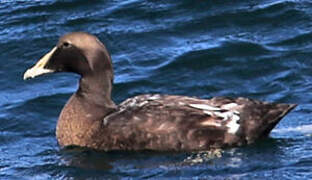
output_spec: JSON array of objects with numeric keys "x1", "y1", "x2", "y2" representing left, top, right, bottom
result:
[
  {"x1": 214, "y1": 111, "x2": 231, "y2": 120},
  {"x1": 226, "y1": 114, "x2": 240, "y2": 134},
  {"x1": 200, "y1": 120, "x2": 221, "y2": 127},
  {"x1": 190, "y1": 103, "x2": 241, "y2": 134},
  {"x1": 221, "y1": 103, "x2": 238, "y2": 109},
  {"x1": 189, "y1": 104, "x2": 221, "y2": 111},
  {"x1": 203, "y1": 110, "x2": 213, "y2": 116},
  {"x1": 148, "y1": 94, "x2": 161, "y2": 100}
]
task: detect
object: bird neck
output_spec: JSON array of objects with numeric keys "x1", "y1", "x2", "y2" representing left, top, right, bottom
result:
[{"x1": 77, "y1": 72, "x2": 116, "y2": 112}]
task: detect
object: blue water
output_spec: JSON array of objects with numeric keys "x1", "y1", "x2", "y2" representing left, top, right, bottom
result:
[{"x1": 1, "y1": 0, "x2": 312, "y2": 179}]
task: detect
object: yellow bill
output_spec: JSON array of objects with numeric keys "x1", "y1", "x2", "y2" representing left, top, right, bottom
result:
[{"x1": 23, "y1": 47, "x2": 57, "y2": 80}]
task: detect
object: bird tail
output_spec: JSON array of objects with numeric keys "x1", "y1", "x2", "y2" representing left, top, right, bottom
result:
[{"x1": 261, "y1": 103, "x2": 297, "y2": 138}]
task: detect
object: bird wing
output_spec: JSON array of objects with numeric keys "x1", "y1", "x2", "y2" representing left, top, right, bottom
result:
[{"x1": 102, "y1": 94, "x2": 253, "y2": 151}]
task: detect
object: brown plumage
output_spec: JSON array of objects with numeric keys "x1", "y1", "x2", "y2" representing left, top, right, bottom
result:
[{"x1": 23, "y1": 32, "x2": 296, "y2": 151}]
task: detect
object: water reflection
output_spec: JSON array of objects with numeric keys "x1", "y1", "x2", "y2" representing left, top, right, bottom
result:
[{"x1": 59, "y1": 146, "x2": 113, "y2": 171}]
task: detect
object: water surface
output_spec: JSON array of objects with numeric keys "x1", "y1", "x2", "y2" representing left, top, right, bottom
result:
[{"x1": 1, "y1": 0, "x2": 312, "y2": 179}]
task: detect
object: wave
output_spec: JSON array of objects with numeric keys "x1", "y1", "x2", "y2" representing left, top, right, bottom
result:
[
  {"x1": 157, "y1": 40, "x2": 271, "y2": 72},
  {"x1": 273, "y1": 125, "x2": 312, "y2": 134}
]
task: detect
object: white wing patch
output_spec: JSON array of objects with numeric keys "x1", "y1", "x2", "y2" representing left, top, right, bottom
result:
[
  {"x1": 108, "y1": 95, "x2": 241, "y2": 134},
  {"x1": 221, "y1": 103, "x2": 238, "y2": 110},
  {"x1": 189, "y1": 103, "x2": 241, "y2": 134},
  {"x1": 225, "y1": 113, "x2": 240, "y2": 134},
  {"x1": 189, "y1": 104, "x2": 221, "y2": 111},
  {"x1": 200, "y1": 120, "x2": 222, "y2": 127},
  {"x1": 147, "y1": 94, "x2": 161, "y2": 100}
]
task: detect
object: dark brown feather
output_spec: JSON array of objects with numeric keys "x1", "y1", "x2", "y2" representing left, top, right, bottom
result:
[{"x1": 56, "y1": 94, "x2": 296, "y2": 151}]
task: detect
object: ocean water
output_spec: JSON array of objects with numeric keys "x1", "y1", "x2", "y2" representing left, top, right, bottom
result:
[{"x1": 1, "y1": 0, "x2": 312, "y2": 179}]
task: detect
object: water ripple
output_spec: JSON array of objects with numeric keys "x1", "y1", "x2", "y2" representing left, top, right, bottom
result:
[{"x1": 1, "y1": 0, "x2": 312, "y2": 179}]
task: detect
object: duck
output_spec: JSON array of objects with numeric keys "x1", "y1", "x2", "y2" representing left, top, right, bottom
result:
[{"x1": 23, "y1": 32, "x2": 296, "y2": 151}]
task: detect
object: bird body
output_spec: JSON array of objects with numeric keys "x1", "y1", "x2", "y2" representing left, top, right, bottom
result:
[{"x1": 24, "y1": 32, "x2": 296, "y2": 151}]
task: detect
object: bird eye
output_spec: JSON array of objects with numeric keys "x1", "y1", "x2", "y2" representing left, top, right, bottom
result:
[{"x1": 63, "y1": 42, "x2": 71, "y2": 48}]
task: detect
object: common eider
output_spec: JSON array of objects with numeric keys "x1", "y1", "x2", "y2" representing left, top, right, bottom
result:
[{"x1": 23, "y1": 32, "x2": 296, "y2": 151}]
